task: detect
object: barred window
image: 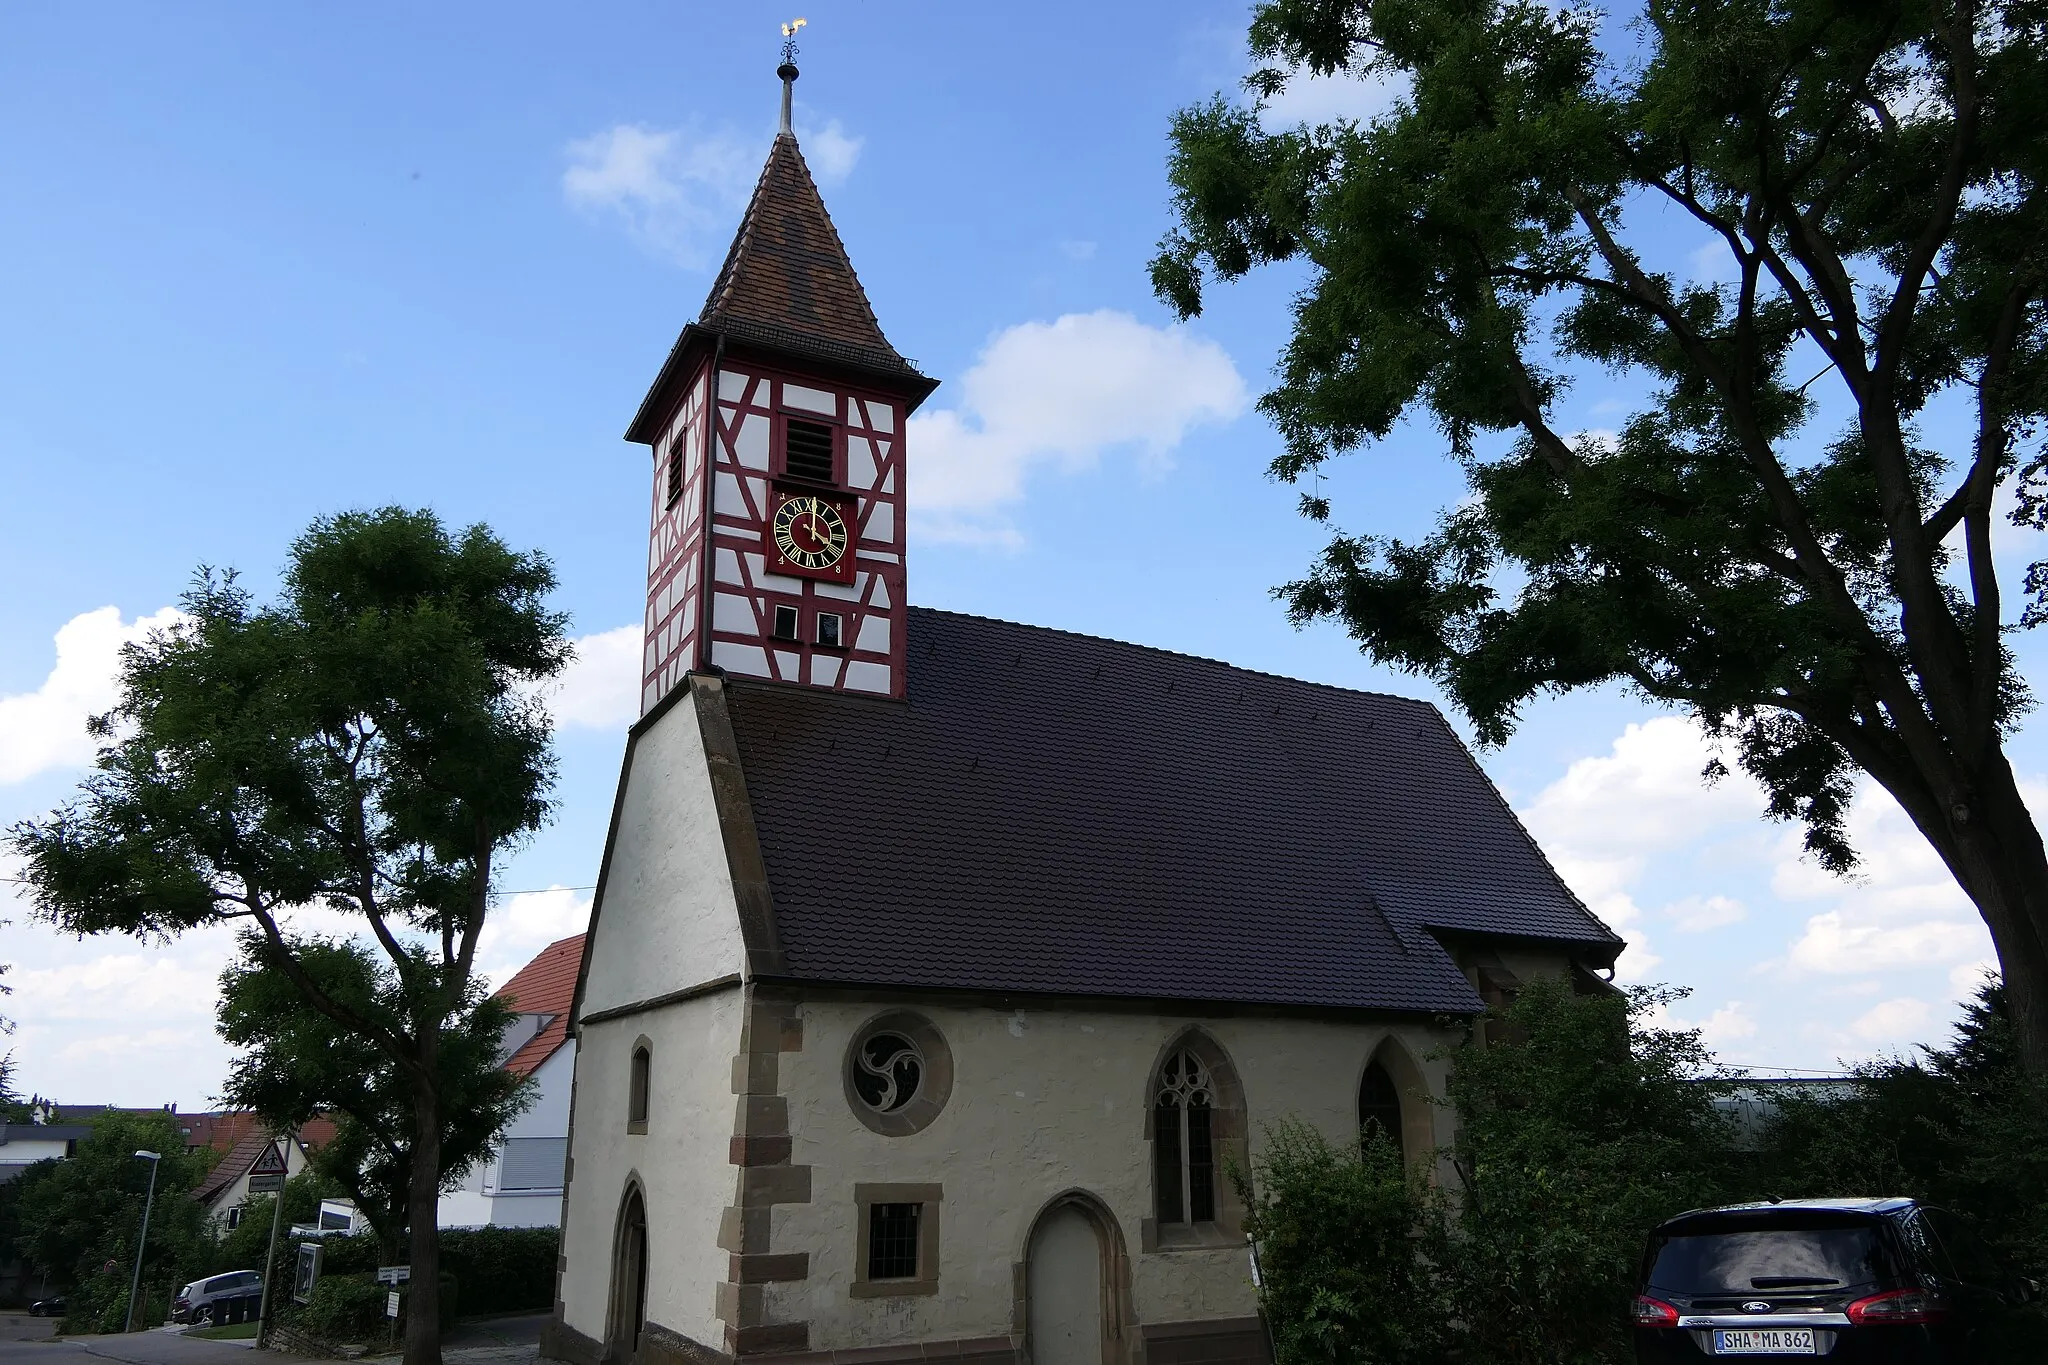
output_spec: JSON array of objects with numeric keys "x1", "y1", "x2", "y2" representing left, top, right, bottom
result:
[
  {"x1": 1154, "y1": 1049, "x2": 1215, "y2": 1225},
  {"x1": 867, "y1": 1203, "x2": 921, "y2": 1280}
]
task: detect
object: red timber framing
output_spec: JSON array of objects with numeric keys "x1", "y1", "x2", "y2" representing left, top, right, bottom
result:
[{"x1": 640, "y1": 350, "x2": 912, "y2": 712}]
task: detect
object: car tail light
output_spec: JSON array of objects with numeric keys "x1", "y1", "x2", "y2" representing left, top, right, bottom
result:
[
  {"x1": 1846, "y1": 1288, "x2": 1949, "y2": 1324},
  {"x1": 1630, "y1": 1295, "x2": 1680, "y2": 1327}
]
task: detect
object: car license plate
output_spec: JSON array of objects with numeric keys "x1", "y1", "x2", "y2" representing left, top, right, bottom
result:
[{"x1": 1713, "y1": 1327, "x2": 1816, "y2": 1354}]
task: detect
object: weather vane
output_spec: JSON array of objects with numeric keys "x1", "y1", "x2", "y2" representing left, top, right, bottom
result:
[{"x1": 780, "y1": 17, "x2": 807, "y2": 67}]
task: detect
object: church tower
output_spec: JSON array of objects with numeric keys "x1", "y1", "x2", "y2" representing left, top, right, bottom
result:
[{"x1": 625, "y1": 60, "x2": 937, "y2": 714}]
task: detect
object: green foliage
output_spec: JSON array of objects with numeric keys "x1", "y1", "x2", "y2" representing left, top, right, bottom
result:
[
  {"x1": 1759, "y1": 983, "x2": 2048, "y2": 1314},
  {"x1": 294, "y1": 1273, "x2": 389, "y2": 1343},
  {"x1": 1157, "y1": 0, "x2": 2048, "y2": 1070},
  {"x1": 217, "y1": 936, "x2": 533, "y2": 1260},
  {"x1": 1442, "y1": 979, "x2": 1736, "y2": 1364},
  {"x1": 204, "y1": 1170, "x2": 338, "y2": 1285},
  {"x1": 6, "y1": 507, "x2": 569, "y2": 1359},
  {"x1": 1240, "y1": 1124, "x2": 1450, "y2": 1365},
  {"x1": 14, "y1": 1110, "x2": 213, "y2": 1331},
  {"x1": 1245, "y1": 978, "x2": 1737, "y2": 1365},
  {"x1": 265, "y1": 1226, "x2": 558, "y2": 1327}
]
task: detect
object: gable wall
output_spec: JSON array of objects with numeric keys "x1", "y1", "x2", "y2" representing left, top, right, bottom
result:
[
  {"x1": 580, "y1": 696, "x2": 748, "y2": 1019},
  {"x1": 558, "y1": 988, "x2": 747, "y2": 1351}
]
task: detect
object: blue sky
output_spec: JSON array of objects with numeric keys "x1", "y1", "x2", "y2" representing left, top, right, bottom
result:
[{"x1": 1, "y1": 2, "x2": 2026, "y2": 1107}]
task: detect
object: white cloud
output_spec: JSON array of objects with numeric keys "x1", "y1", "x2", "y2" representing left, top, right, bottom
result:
[
  {"x1": 1950, "y1": 959, "x2": 1998, "y2": 994},
  {"x1": 907, "y1": 310, "x2": 1247, "y2": 542},
  {"x1": 795, "y1": 118, "x2": 861, "y2": 184},
  {"x1": 1850, "y1": 996, "x2": 1935, "y2": 1044},
  {"x1": 477, "y1": 886, "x2": 594, "y2": 992},
  {"x1": 564, "y1": 113, "x2": 861, "y2": 267},
  {"x1": 1786, "y1": 911, "x2": 1986, "y2": 975},
  {"x1": 1689, "y1": 238, "x2": 1737, "y2": 284},
  {"x1": 0, "y1": 605, "x2": 185, "y2": 786},
  {"x1": 563, "y1": 122, "x2": 758, "y2": 267},
  {"x1": 1256, "y1": 64, "x2": 1409, "y2": 130},
  {"x1": 1667, "y1": 894, "x2": 1747, "y2": 933},
  {"x1": 542, "y1": 624, "x2": 641, "y2": 732}
]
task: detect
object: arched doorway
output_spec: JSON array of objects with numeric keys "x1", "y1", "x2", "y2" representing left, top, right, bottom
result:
[
  {"x1": 606, "y1": 1184, "x2": 648, "y2": 1363},
  {"x1": 1022, "y1": 1194, "x2": 1133, "y2": 1365}
]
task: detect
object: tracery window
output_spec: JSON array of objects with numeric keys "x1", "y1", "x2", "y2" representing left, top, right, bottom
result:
[
  {"x1": 852, "y1": 1031, "x2": 924, "y2": 1114},
  {"x1": 1358, "y1": 1058, "x2": 1404, "y2": 1161},
  {"x1": 1153, "y1": 1049, "x2": 1216, "y2": 1225}
]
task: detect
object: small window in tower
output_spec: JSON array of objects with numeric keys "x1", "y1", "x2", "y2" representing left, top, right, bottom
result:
[
  {"x1": 772, "y1": 605, "x2": 800, "y2": 642},
  {"x1": 867, "y1": 1203, "x2": 921, "y2": 1280},
  {"x1": 816, "y1": 613, "x2": 843, "y2": 649},
  {"x1": 784, "y1": 418, "x2": 836, "y2": 483},
  {"x1": 665, "y1": 442, "x2": 685, "y2": 508}
]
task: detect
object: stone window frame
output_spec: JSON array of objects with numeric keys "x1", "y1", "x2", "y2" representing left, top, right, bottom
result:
[
  {"x1": 1140, "y1": 1027, "x2": 1248, "y2": 1252},
  {"x1": 626, "y1": 1035, "x2": 652, "y2": 1135},
  {"x1": 1357, "y1": 1035, "x2": 1435, "y2": 1166},
  {"x1": 850, "y1": 1182, "x2": 942, "y2": 1298},
  {"x1": 842, "y1": 1010, "x2": 954, "y2": 1137}
]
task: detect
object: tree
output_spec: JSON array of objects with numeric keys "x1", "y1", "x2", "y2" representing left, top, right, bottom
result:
[
  {"x1": 8, "y1": 507, "x2": 569, "y2": 1365},
  {"x1": 217, "y1": 934, "x2": 534, "y2": 1265},
  {"x1": 1154, "y1": 1, "x2": 2048, "y2": 1070},
  {"x1": 15, "y1": 1109, "x2": 214, "y2": 1332}
]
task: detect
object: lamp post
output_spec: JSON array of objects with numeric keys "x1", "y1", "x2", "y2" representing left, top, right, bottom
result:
[{"x1": 124, "y1": 1151, "x2": 162, "y2": 1333}]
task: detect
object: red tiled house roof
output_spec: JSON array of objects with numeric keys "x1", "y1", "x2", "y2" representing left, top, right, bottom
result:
[{"x1": 497, "y1": 934, "x2": 586, "y2": 1079}]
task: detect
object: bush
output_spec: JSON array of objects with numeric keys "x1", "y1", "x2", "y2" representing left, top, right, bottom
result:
[
  {"x1": 294, "y1": 1273, "x2": 387, "y2": 1344},
  {"x1": 1239, "y1": 1124, "x2": 1449, "y2": 1365},
  {"x1": 439, "y1": 1226, "x2": 558, "y2": 1315}
]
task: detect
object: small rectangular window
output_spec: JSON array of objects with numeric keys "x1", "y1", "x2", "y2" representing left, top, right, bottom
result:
[
  {"x1": 784, "y1": 419, "x2": 836, "y2": 483},
  {"x1": 867, "y1": 1203, "x2": 921, "y2": 1280},
  {"x1": 816, "y1": 613, "x2": 842, "y2": 648},
  {"x1": 772, "y1": 605, "x2": 800, "y2": 642}
]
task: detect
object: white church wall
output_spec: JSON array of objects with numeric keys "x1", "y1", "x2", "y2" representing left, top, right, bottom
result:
[
  {"x1": 559, "y1": 988, "x2": 747, "y2": 1350},
  {"x1": 579, "y1": 698, "x2": 748, "y2": 1019},
  {"x1": 769, "y1": 998, "x2": 1458, "y2": 1351}
]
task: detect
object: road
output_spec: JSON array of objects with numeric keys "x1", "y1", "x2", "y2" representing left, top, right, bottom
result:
[{"x1": 0, "y1": 1314, "x2": 548, "y2": 1365}]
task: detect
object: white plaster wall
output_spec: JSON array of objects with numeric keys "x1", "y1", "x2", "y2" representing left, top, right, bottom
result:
[
  {"x1": 505, "y1": 1046, "x2": 574, "y2": 1140},
  {"x1": 772, "y1": 1001, "x2": 1457, "y2": 1350},
  {"x1": 579, "y1": 699, "x2": 747, "y2": 1018},
  {"x1": 559, "y1": 990, "x2": 745, "y2": 1350}
]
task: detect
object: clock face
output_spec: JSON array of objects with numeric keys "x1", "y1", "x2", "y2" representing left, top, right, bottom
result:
[{"x1": 772, "y1": 494, "x2": 850, "y2": 572}]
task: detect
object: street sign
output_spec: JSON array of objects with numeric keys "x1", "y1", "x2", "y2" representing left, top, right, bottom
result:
[
  {"x1": 375, "y1": 1266, "x2": 411, "y2": 1285},
  {"x1": 250, "y1": 1142, "x2": 289, "y2": 1177},
  {"x1": 386, "y1": 1292, "x2": 401, "y2": 1320},
  {"x1": 247, "y1": 1173, "x2": 284, "y2": 1193}
]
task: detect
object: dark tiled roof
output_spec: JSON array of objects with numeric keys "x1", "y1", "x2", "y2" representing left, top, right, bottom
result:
[
  {"x1": 496, "y1": 934, "x2": 585, "y2": 1078},
  {"x1": 722, "y1": 609, "x2": 1620, "y2": 1015},
  {"x1": 699, "y1": 134, "x2": 921, "y2": 379}
]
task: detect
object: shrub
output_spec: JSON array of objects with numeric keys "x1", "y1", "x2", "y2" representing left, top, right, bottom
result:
[
  {"x1": 293, "y1": 1273, "x2": 387, "y2": 1344},
  {"x1": 439, "y1": 1226, "x2": 558, "y2": 1315}
]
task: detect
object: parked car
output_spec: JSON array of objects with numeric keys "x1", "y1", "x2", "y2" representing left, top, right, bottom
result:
[
  {"x1": 1632, "y1": 1197, "x2": 2031, "y2": 1361},
  {"x1": 172, "y1": 1270, "x2": 263, "y2": 1324},
  {"x1": 27, "y1": 1296, "x2": 65, "y2": 1317}
]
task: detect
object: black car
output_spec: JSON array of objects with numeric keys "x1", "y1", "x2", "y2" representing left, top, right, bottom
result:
[
  {"x1": 1632, "y1": 1198, "x2": 2030, "y2": 1361},
  {"x1": 27, "y1": 1296, "x2": 65, "y2": 1317}
]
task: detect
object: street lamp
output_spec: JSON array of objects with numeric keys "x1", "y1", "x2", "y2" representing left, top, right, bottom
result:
[{"x1": 124, "y1": 1151, "x2": 162, "y2": 1333}]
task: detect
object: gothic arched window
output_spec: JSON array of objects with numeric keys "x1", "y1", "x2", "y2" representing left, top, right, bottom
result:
[
  {"x1": 1153, "y1": 1049, "x2": 1216, "y2": 1225},
  {"x1": 1358, "y1": 1058, "x2": 1403, "y2": 1160},
  {"x1": 627, "y1": 1042, "x2": 651, "y2": 1133}
]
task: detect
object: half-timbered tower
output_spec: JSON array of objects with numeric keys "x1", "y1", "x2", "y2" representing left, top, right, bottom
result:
[{"x1": 548, "y1": 62, "x2": 1624, "y2": 1365}]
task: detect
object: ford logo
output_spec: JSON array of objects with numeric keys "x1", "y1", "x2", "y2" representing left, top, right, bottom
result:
[{"x1": 1741, "y1": 1301, "x2": 1774, "y2": 1314}]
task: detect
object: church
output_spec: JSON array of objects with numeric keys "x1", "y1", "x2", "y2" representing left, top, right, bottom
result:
[{"x1": 542, "y1": 60, "x2": 1623, "y2": 1365}]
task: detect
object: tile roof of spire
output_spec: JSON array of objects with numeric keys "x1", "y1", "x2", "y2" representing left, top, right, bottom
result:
[{"x1": 698, "y1": 133, "x2": 922, "y2": 380}]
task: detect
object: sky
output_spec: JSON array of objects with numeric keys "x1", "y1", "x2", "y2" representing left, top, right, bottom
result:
[{"x1": 0, "y1": 2, "x2": 2026, "y2": 1108}]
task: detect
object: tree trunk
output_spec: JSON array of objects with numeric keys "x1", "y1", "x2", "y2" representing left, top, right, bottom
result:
[
  {"x1": 1888, "y1": 749, "x2": 2048, "y2": 1077},
  {"x1": 404, "y1": 1035, "x2": 444, "y2": 1365}
]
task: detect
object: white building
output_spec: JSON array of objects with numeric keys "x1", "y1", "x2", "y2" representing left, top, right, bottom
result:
[
  {"x1": 196, "y1": 1126, "x2": 323, "y2": 1229},
  {"x1": 438, "y1": 934, "x2": 583, "y2": 1229},
  {"x1": 543, "y1": 62, "x2": 1626, "y2": 1365},
  {"x1": 0, "y1": 1122, "x2": 90, "y2": 1186}
]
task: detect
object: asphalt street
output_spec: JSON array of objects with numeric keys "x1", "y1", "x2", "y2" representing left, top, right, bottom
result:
[{"x1": 0, "y1": 1313, "x2": 549, "y2": 1365}]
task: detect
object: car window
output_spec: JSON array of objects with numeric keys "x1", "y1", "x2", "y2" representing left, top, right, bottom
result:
[
  {"x1": 1924, "y1": 1208, "x2": 2003, "y2": 1287},
  {"x1": 1646, "y1": 1216, "x2": 1895, "y2": 1293},
  {"x1": 1900, "y1": 1214, "x2": 1955, "y2": 1280}
]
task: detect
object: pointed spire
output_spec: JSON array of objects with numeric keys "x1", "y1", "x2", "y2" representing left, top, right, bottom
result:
[{"x1": 695, "y1": 56, "x2": 922, "y2": 382}]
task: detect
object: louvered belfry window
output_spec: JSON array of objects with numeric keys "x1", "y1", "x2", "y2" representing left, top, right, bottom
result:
[
  {"x1": 1154, "y1": 1049, "x2": 1216, "y2": 1224},
  {"x1": 783, "y1": 418, "x2": 835, "y2": 482}
]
